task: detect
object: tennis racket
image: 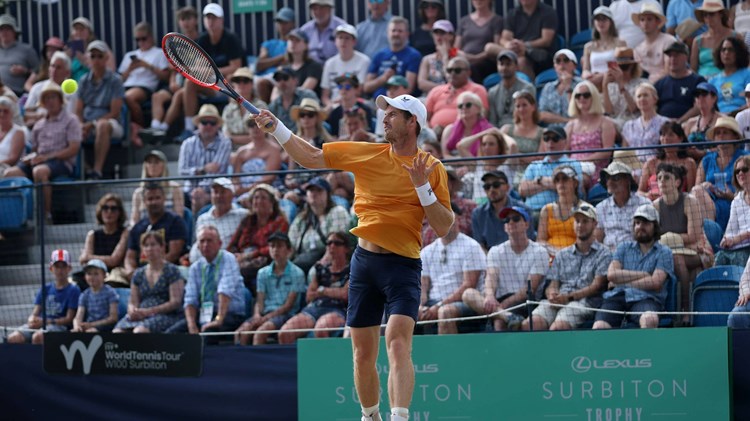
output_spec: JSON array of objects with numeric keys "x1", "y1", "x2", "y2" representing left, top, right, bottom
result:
[{"x1": 161, "y1": 32, "x2": 269, "y2": 125}]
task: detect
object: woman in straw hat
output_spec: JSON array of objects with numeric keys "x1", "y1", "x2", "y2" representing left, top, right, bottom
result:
[
  {"x1": 639, "y1": 121, "x2": 698, "y2": 200},
  {"x1": 690, "y1": 0, "x2": 740, "y2": 78},
  {"x1": 602, "y1": 47, "x2": 648, "y2": 129},
  {"x1": 692, "y1": 116, "x2": 750, "y2": 230},
  {"x1": 582, "y1": 6, "x2": 627, "y2": 91}
]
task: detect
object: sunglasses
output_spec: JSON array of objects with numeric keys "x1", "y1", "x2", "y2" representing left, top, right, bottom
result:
[
  {"x1": 298, "y1": 111, "x2": 317, "y2": 119},
  {"x1": 457, "y1": 103, "x2": 474, "y2": 109},
  {"x1": 135, "y1": 36, "x2": 148, "y2": 42},
  {"x1": 576, "y1": 204, "x2": 594, "y2": 213},
  {"x1": 232, "y1": 77, "x2": 252, "y2": 84},
  {"x1": 101, "y1": 205, "x2": 120, "y2": 212},
  {"x1": 200, "y1": 119, "x2": 218, "y2": 126},
  {"x1": 574, "y1": 92, "x2": 592, "y2": 100},
  {"x1": 446, "y1": 67, "x2": 466, "y2": 74},
  {"x1": 89, "y1": 54, "x2": 105, "y2": 59},
  {"x1": 483, "y1": 180, "x2": 506, "y2": 190},
  {"x1": 503, "y1": 215, "x2": 523, "y2": 223},
  {"x1": 326, "y1": 240, "x2": 346, "y2": 246},
  {"x1": 337, "y1": 83, "x2": 353, "y2": 90},
  {"x1": 274, "y1": 74, "x2": 291, "y2": 82},
  {"x1": 736, "y1": 167, "x2": 750, "y2": 175},
  {"x1": 543, "y1": 135, "x2": 562, "y2": 143},
  {"x1": 555, "y1": 57, "x2": 571, "y2": 64}
]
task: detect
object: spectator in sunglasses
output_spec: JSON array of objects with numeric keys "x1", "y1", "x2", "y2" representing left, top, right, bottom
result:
[
  {"x1": 269, "y1": 66, "x2": 319, "y2": 133},
  {"x1": 716, "y1": 155, "x2": 750, "y2": 267},
  {"x1": 471, "y1": 170, "x2": 534, "y2": 251},
  {"x1": 326, "y1": 73, "x2": 374, "y2": 137},
  {"x1": 539, "y1": 49, "x2": 582, "y2": 130},
  {"x1": 537, "y1": 165, "x2": 589, "y2": 256},
  {"x1": 320, "y1": 24, "x2": 370, "y2": 109},
  {"x1": 221, "y1": 67, "x2": 268, "y2": 146},
  {"x1": 425, "y1": 55, "x2": 487, "y2": 129},
  {"x1": 456, "y1": 128, "x2": 518, "y2": 203},
  {"x1": 441, "y1": 91, "x2": 492, "y2": 157},
  {"x1": 178, "y1": 104, "x2": 232, "y2": 215},
  {"x1": 601, "y1": 47, "x2": 648, "y2": 129},
  {"x1": 411, "y1": 0, "x2": 446, "y2": 57}
]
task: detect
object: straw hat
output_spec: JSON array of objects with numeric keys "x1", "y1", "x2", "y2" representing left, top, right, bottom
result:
[
  {"x1": 675, "y1": 19, "x2": 703, "y2": 42},
  {"x1": 614, "y1": 47, "x2": 638, "y2": 65},
  {"x1": 192, "y1": 104, "x2": 223, "y2": 126},
  {"x1": 613, "y1": 149, "x2": 643, "y2": 170},
  {"x1": 706, "y1": 116, "x2": 741, "y2": 140},
  {"x1": 695, "y1": 0, "x2": 727, "y2": 22},
  {"x1": 660, "y1": 232, "x2": 697, "y2": 256},
  {"x1": 290, "y1": 98, "x2": 327, "y2": 121},
  {"x1": 631, "y1": 2, "x2": 666, "y2": 29}
]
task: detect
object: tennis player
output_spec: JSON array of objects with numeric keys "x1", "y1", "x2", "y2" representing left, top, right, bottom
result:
[{"x1": 255, "y1": 95, "x2": 453, "y2": 421}]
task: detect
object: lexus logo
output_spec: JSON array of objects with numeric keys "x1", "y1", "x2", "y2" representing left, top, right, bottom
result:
[
  {"x1": 571, "y1": 356, "x2": 592, "y2": 373},
  {"x1": 571, "y1": 356, "x2": 652, "y2": 373}
]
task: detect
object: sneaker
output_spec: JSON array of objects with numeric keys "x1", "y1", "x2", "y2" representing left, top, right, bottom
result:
[
  {"x1": 361, "y1": 413, "x2": 382, "y2": 421},
  {"x1": 85, "y1": 170, "x2": 102, "y2": 180}
]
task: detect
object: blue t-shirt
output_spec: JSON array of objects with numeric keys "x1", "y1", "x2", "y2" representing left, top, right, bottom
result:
[
  {"x1": 78, "y1": 284, "x2": 118, "y2": 323},
  {"x1": 257, "y1": 261, "x2": 306, "y2": 315},
  {"x1": 710, "y1": 68, "x2": 750, "y2": 114},
  {"x1": 34, "y1": 282, "x2": 80, "y2": 320},
  {"x1": 367, "y1": 46, "x2": 422, "y2": 98},
  {"x1": 258, "y1": 39, "x2": 287, "y2": 76},
  {"x1": 128, "y1": 211, "x2": 189, "y2": 265},
  {"x1": 521, "y1": 156, "x2": 585, "y2": 210},
  {"x1": 606, "y1": 241, "x2": 674, "y2": 305},
  {"x1": 655, "y1": 72, "x2": 707, "y2": 119}
]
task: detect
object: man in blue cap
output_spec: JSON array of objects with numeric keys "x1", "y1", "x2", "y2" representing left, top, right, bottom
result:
[{"x1": 462, "y1": 205, "x2": 549, "y2": 331}]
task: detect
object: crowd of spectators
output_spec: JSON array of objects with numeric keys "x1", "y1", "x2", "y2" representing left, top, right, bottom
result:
[{"x1": 4, "y1": 0, "x2": 750, "y2": 344}]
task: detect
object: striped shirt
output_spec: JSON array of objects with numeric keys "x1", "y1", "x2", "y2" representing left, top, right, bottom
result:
[
  {"x1": 178, "y1": 133, "x2": 232, "y2": 192},
  {"x1": 31, "y1": 109, "x2": 82, "y2": 169}
]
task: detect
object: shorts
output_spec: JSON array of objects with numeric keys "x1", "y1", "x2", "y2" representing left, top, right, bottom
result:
[
  {"x1": 266, "y1": 313, "x2": 293, "y2": 329},
  {"x1": 302, "y1": 305, "x2": 346, "y2": 322},
  {"x1": 84, "y1": 118, "x2": 124, "y2": 140},
  {"x1": 125, "y1": 86, "x2": 154, "y2": 97},
  {"x1": 15, "y1": 323, "x2": 67, "y2": 341},
  {"x1": 594, "y1": 291, "x2": 662, "y2": 327},
  {"x1": 16, "y1": 159, "x2": 72, "y2": 179},
  {"x1": 532, "y1": 300, "x2": 592, "y2": 328},
  {"x1": 347, "y1": 247, "x2": 422, "y2": 328}
]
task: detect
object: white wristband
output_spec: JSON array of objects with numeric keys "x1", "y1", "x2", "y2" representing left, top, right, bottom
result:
[
  {"x1": 271, "y1": 120, "x2": 292, "y2": 145},
  {"x1": 415, "y1": 182, "x2": 437, "y2": 207}
]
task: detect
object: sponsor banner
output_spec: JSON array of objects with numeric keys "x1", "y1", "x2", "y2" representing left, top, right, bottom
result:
[
  {"x1": 232, "y1": 0, "x2": 274, "y2": 14},
  {"x1": 298, "y1": 328, "x2": 731, "y2": 420},
  {"x1": 43, "y1": 332, "x2": 203, "y2": 377}
]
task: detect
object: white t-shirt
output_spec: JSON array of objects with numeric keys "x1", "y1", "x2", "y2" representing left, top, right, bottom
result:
[
  {"x1": 320, "y1": 51, "x2": 370, "y2": 102},
  {"x1": 118, "y1": 46, "x2": 169, "y2": 91},
  {"x1": 487, "y1": 240, "x2": 548, "y2": 298},
  {"x1": 421, "y1": 233, "x2": 487, "y2": 301}
]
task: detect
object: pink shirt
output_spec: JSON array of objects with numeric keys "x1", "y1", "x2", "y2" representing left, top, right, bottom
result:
[{"x1": 425, "y1": 81, "x2": 489, "y2": 128}]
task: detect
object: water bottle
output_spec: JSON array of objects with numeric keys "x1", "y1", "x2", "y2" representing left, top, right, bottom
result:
[{"x1": 714, "y1": 172, "x2": 727, "y2": 192}]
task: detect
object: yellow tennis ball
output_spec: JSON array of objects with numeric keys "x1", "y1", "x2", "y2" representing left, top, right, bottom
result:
[{"x1": 61, "y1": 79, "x2": 78, "y2": 95}]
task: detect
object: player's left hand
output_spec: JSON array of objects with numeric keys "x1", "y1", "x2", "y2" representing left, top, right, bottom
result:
[{"x1": 401, "y1": 151, "x2": 439, "y2": 187}]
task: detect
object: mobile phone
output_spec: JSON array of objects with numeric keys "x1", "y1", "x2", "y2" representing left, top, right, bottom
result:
[
  {"x1": 607, "y1": 61, "x2": 618, "y2": 70},
  {"x1": 67, "y1": 40, "x2": 84, "y2": 55},
  {"x1": 130, "y1": 54, "x2": 139, "y2": 61}
]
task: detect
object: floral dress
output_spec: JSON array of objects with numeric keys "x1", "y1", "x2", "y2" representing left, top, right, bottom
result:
[{"x1": 114, "y1": 263, "x2": 185, "y2": 332}]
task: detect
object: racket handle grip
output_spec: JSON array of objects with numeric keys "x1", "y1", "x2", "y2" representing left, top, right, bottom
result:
[{"x1": 240, "y1": 99, "x2": 273, "y2": 128}]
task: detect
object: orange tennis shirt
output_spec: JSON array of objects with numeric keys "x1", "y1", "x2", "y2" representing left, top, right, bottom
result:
[{"x1": 323, "y1": 142, "x2": 451, "y2": 259}]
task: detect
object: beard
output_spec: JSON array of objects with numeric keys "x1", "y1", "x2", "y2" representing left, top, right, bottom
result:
[{"x1": 635, "y1": 230, "x2": 654, "y2": 244}]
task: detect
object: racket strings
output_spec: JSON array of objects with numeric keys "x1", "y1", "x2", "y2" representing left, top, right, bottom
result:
[{"x1": 165, "y1": 37, "x2": 216, "y2": 85}]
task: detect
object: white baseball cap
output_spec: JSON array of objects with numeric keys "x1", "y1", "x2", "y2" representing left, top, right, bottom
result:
[
  {"x1": 744, "y1": 83, "x2": 750, "y2": 95},
  {"x1": 203, "y1": 3, "x2": 224, "y2": 17},
  {"x1": 375, "y1": 95, "x2": 427, "y2": 132},
  {"x1": 554, "y1": 49, "x2": 578, "y2": 64}
]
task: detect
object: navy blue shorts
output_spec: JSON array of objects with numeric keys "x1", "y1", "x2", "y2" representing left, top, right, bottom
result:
[
  {"x1": 347, "y1": 246, "x2": 422, "y2": 328},
  {"x1": 17, "y1": 159, "x2": 71, "y2": 179}
]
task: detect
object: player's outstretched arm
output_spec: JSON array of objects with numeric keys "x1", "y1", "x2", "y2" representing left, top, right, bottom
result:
[
  {"x1": 402, "y1": 152, "x2": 454, "y2": 237},
  {"x1": 255, "y1": 109, "x2": 327, "y2": 169}
]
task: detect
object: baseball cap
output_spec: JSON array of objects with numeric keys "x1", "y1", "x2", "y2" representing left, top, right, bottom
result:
[
  {"x1": 144, "y1": 149, "x2": 167, "y2": 163},
  {"x1": 203, "y1": 3, "x2": 224, "y2": 17},
  {"x1": 267, "y1": 231, "x2": 291, "y2": 247},
  {"x1": 334, "y1": 72, "x2": 360, "y2": 86},
  {"x1": 553, "y1": 49, "x2": 578, "y2": 64},
  {"x1": 497, "y1": 50, "x2": 518, "y2": 63},
  {"x1": 231, "y1": 67, "x2": 254, "y2": 81},
  {"x1": 305, "y1": 177, "x2": 331, "y2": 193},
  {"x1": 601, "y1": 161, "x2": 633, "y2": 178},
  {"x1": 71, "y1": 16, "x2": 93, "y2": 31},
  {"x1": 498, "y1": 206, "x2": 530, "y2": 222},
  {"x1": 664, "y1": 41, "x2": 689, "y2": 55},
  {"x1": 0, "y1": 15, "x2": 19, "y2": 32},
  {"x1": 432, "y1": 19, "x2": 454, "y2": 33},
  {"x1": 695, "y1": 82, "x2": 718, "y2": 96},
  {"x1": 542, "y1": 126, "x2": 567, "y2": 140},
  {"x1": 385, "y1": 75, "x2": 409, "y2": 88},
  {"x1": 273, "y1": 66, "x2": 296, "y2": 80},
  {"x1": 335, "y1": 23, "x2": 357, "y2": 38},
  {"x1": 633, "y1": 203, "x2": 659, "y2": 223},
  {"x1": 310, "y1": 0, "x2": 335, "y2": 6},
  {"x1": 375, "y1": 94, "x2": 427, "y2": 132},
  {"x1": 593, "y1": 6, "x2": 614, "y2": 20},
  {"x1": 553, "y1": 165, "x2": 578, "y2": 179},
  {"x1": 275, "y1": 7, "x2": 295, "y2": 22},
  {"x1": 572, "y1": 203, "x2": 597, "y2": 221},
  {"x1": 50, "y1": 249, "x2": 72, "y2": 266},
  {"x1": 84, "y1": 259, "x2": 109, "y2": 273},
  {"x1": 288, "y1": 28, "x2": 309, "y2": 43},
  {"x1": 481, "y1": 170, "x2": 509, "y2": 183},
  {"x1": 212, "y1": 177, "x2": 236, "y2": 194},
  {"x1": 86, "y1": 40, "x2": 110, "y2": 54}
]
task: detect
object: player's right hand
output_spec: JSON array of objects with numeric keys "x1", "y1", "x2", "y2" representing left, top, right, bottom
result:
[{"x1": 254, "y1": 110, "x2": 277, "y2": 133}]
